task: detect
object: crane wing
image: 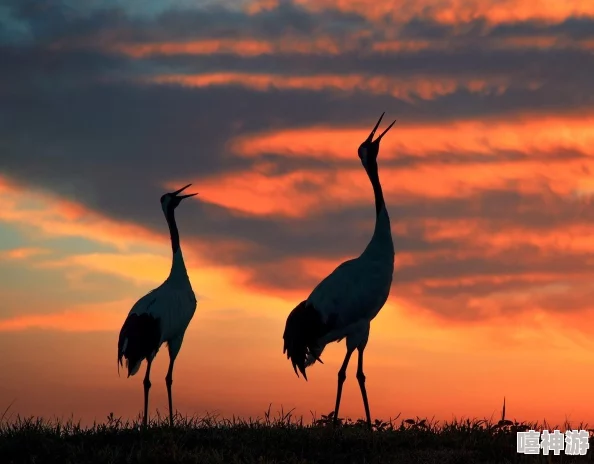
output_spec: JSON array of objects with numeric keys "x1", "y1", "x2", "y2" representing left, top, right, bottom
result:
[
  {"x1": 128, "y1": 283, "x2": 197, "y2": 344},
  {"x1": 307, "y1": 257, "x2": 392, "y2": 329}
]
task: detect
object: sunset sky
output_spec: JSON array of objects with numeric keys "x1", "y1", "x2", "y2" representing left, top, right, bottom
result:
[{"x1": 2, "y1": 0, "x2": 594, "y2": 428}]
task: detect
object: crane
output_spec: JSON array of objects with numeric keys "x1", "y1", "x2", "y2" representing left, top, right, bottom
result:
[
  {"x1": 283, "y1": 113, "x2": 396, "y2": 429},
  {"x1": 118, "y1": 183, "x2": 198, "y2": 427}
]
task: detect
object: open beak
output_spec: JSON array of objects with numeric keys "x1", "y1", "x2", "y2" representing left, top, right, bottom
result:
[
  {"x1": 367, "y1": 112, "x2": 397, "y2": 144},
  {"x1": 366, "y1": 112, "x2": 384, "y2": 142},
  {"x1": 172, "y1": 183, "x2": 198, "y2": 199}
]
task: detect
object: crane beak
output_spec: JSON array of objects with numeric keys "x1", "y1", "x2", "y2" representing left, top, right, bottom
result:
[
  {"x1": 375, "y1": 119, "x2": 397, "y2": 143},
  {"x1": 366, "y1": 112, "x2": 385, "y2": 142},
  {"x1": 172, "y1": 183, "x2": 198, "y2": 199},
  {"x1": 366, "y1": 113, "x2": 397, "y2": 144}
]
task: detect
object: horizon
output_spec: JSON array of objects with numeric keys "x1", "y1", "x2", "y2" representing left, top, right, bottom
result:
[{"x1": 2, "y1": 0, "x2": 594, "y2": 430}]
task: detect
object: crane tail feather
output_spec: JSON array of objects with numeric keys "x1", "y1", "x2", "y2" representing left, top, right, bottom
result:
[
  {"x1": 117, "y1": 313, "x2": 161, "y2": 377},
  {"x1": 282, "y1": 301, "x2": 329, "y2": 381}
]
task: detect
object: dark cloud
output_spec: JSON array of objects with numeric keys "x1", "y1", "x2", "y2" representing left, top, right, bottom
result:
[
  {"x1": 2, "y1": 1, "x2": 594, "y2": 320},
  {"x1": 397, "y1": 245, "x2": 593, "y2": 283},
  {"x1": 4, "y1": 43, "x2": 593, "y2": 129},
  {"x1": 390, "y1": 188, "x2": 594, "y2": 230},
  {"x1": 489, "y1": 17, "x2": 594, "y2": 41},
  {"x1": 188, "y1": 202, "x2": 458, "y2": 264},
  {"x1": 398, "y1": 16, "x2": 594, "y2": 42},
  {"x1": 1, "y1": 73, "x2": 583, "y2": 201},
  {"x1": 145, "y1": 47, "x2": 593, "y2": 83},
  {"x1": 2, "y1": 74, "x2": 594, "y2": 301},
  {"x1": 2, "y1": 1, "x2": 371, "y2": 45},
  {"x1": 6, "y1": 1, "x2": 594, "y2": 49},
  {"x1": 387, "y1": 228, "x2": 594, "y2": 321},
  {"x1": 181, "y1": 188, "x2": 594, "y2": 310},
  {"x1": 4, "y1": 1, "x2": 594, "y2": 85}
]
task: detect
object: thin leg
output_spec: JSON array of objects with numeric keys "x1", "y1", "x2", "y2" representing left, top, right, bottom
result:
[
  {"x1": 143, "y1": 359, "x2": 153, "y2": 428},
  {"x1": 166, "y1": 338, "x2": 182, "y2": 427},
  {"x1": 165, "y1": 357, "x2": 176, "y2": 427},
  {"x1": 356, "y1": 346, "x2": 372, "y2": 429},
  {"x1": 333, "y1": 347, "x2": 356, "y2": 427}
]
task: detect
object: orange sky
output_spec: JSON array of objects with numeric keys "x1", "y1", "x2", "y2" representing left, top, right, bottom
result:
[{"x1": 1, "y1": 0, "x2": 594, "y2": 429}]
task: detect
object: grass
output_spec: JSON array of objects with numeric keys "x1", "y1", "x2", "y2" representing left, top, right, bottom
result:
[{"x1": 1, "y1": 402, "x2": 593, "y2": 463}]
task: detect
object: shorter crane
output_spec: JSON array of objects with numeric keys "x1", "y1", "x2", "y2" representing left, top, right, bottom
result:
[{"x1": 118, "y1": 184, "x2": 198, "y2": 427}]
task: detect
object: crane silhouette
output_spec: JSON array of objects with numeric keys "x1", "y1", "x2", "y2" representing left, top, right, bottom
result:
[
  {"x1": 118, "y1": 184, "x2": 198, "y2": 427},
  {"x1": 283, "y1": 113, "x2": 396, "y2": 429}
]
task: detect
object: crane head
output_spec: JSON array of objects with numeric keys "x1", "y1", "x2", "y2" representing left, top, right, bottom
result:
[
  {"x1": 160, "y1": 183, "x2": 197, "y2": 213},
  {"x1": 357, "y1": 112, "x2": 396, "y2": 168}
]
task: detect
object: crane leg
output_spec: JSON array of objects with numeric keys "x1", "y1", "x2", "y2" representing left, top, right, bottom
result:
[
  {"x1": 356, "y1": 346, "x2": 372, "y2": 429},
  {"x1": 143, "y1": 359, "x2": 153, "y2": 428},
  {"x1": 333, "y1": 346, "x2": 355, "y2": 427},
  {"x1": 165, "y1": 357, "x2": 176, "y2": 427},
  {"x1": 166, "y1": 337, "x2": 183, "y2": 427}
]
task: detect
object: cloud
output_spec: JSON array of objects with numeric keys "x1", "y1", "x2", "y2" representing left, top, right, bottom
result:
[
  {"x1": 0, "y1": 301, "x2": 126, "y2": 332},
  {"x1": 231, "y1": 114, "x2": 594, "y2": 162},
  {"x1": 38, "y1": 252, "x2": 173, "y2": 286},
  {"x1": 2, "y1": 0, "x2": 594, "y2": 326},
  {"x1": 0, "y1": 180, "x2": 300, "y2": 335},
  {"x1": 292, "y1": 0, "x2": 594, "y2": 23},
  {"x1": 146, "y1": 73, "x2": 514, "y2": 102},
  {"x1": 10, "y1": 0, "x2": 594, "y2": 50},
  {"x1": 0, "y1": 177, "x2": 163, "y2": 252},
  {"x1": 0, "y1": 246, "x2": 50, "y2": 260}
]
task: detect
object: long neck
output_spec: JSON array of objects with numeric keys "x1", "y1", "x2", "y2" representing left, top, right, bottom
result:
[
  {"x1": 365, "y1": 159, "x2": 385, "y2": 216},
  {"x1": 164, "y1": 206, "x2": 190, "y2": 285},
  {"x1": 165, "y1": 207, "x2": 180, "y2": 253},
  {"x1": 361, "y1": 157, "x2": 394, "y2": 259}
]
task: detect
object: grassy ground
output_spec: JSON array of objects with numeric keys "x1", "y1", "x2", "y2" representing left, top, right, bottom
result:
[{"x1": 1, "y1": 408, "x2": 593, "y2": 463}]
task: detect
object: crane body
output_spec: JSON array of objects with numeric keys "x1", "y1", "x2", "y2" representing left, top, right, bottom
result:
[
  {"x1": 283, "y1": 114, "x2": 396, "y2": 428},
  {"x1": 118, "y1": 183, "x2": 198, "y2": 427}
]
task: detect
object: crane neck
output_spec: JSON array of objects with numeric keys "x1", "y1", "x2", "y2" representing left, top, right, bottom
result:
[
  {"x1": 365, "y1": 159, "x2": 386, "y2": 217},
  {"x1": 361, "y1": 157, "x2": 394, "y2": 259},
  {"x1": 165, "y1": 207, "x2": 190, "y2": 282},
  {"x1": 165, "y1": 207, "x2": 181, "y2": 254}
]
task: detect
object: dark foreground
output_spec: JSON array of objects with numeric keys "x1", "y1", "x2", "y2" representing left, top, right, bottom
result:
[{"x1": 1, "y1": 410, "x2": 593, "y2": 463}]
